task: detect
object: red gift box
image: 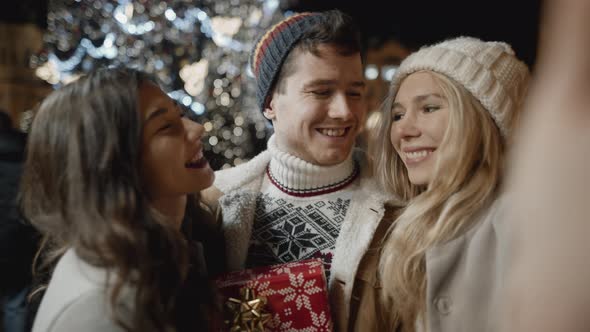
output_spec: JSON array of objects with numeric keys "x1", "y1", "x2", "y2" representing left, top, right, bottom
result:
[{"x1": 214, "y1": 259, "x2": 333, "y2": 332}]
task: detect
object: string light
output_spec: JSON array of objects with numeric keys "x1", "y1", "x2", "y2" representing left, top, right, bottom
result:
[{"x1": 35, "y1": 0, "x2": 284, "y2": 169}]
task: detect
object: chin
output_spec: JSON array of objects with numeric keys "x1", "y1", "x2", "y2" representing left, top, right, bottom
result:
[
  {"x1": 199, "y1": 172, "x2": 215, "y2": 191},
  {"x1": 204, "y1": 172, "x2": 215, "y2": 189},
  {"x1": 189, "y1": 170, "x2": 215, "y2": 192},
  {"x1": 315, "y1": 149, "x2": 352, "y2": 165},
  {"x1": 408, "y1": 175, "x2": 429, "y2": 187},
  {"x1": 313, "y1": 155, "x2": 343, "y2": 166}
]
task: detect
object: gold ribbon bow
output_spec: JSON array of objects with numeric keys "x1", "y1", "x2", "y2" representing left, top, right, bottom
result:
[{"x1": 225, "y1": 287, "x2": 271, "y2": 332}]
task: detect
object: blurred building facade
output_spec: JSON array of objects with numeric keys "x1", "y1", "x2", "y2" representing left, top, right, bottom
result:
[{"x1": 0, "y1": 11, "x2": 51, "y2": 129}]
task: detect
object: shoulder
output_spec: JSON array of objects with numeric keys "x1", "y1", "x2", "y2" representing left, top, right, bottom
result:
[
  {"x1": 353, "y1": 149, "x2": 400, "y2": 205},
  {"x1": 212, "y1": 150, "x2": 271, "y2": 193},
  {"x1": 477, "y1": 193, "x2": 512, "y2": 235},
  {"x1": 33, "y1": 249, "x2": 116, "y2": 332},
  {"x1": 0, "y1": 130, "x2": 26, "y2": 160},
  {"x1": 455, "y1": 193, "x2": 512, "y2": 253},
  {"x1": 200, "y1": 186, "x2": 224, "y2": 214},
  {"x1": 201, "y1": 150, "x2": 271, "y2": 211},
  {"x1": 486, "y1": 192, "x2": 515, "y2": 249},
  {"x1": 40, "y1": 289, "x2": 124, "y2": 332}
]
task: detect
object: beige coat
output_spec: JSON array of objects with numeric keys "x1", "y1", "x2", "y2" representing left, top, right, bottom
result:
[
  {"x1": 350, "y1": 195, "x2": 511, "y2": 332},
  {"x1": 347, "y1": 206, "x2": 400, "y2": 332}
]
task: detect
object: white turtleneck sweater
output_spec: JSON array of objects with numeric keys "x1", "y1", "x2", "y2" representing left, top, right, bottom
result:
[{"x1": 246, "y1": 136, "x2": 359, "y2": 278}]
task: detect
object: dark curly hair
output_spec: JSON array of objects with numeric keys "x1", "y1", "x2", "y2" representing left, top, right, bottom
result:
[{"x1": 21, "y1": 67, "x2": 214, "y2": 331}]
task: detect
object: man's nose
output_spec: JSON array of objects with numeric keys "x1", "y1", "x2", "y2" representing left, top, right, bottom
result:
[{"x1": 328, "y1": 93, "x2": 354, "y2": 120}]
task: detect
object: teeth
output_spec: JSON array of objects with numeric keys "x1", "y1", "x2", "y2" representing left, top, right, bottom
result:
[
  {"x1": 189, "y1": 150, "x2": 203, "y2": 163},
  {"x1": 318, "y1": 128, "x2": 346, "y2": 137},
  {"x1": 405, "y1": 150, "x2": 431, "y2": 159}
]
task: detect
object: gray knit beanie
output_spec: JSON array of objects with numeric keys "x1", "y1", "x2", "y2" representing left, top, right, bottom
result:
[
  {"x1": 389, "y1": 36, "x2": 530, "y2": 138},
  {"x1": 250, "y1": 12, "x2": 323, "y2": 112}
]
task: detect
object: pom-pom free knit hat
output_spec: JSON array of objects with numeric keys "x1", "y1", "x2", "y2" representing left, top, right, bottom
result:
[
  {"x1": 389, "y1": 36, "x2": 530, "y2": 138},
  {"x1": 250, "y1": 12, "x2": 323, "y2": 112}
]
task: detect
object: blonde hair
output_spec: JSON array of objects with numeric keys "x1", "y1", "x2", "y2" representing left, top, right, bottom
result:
[{"x1": 371, "y1": 71, "x2": 506, "y2": 329}]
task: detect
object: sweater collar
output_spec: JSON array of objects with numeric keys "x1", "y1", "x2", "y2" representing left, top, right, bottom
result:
[{"x1": 266, "y1": 135, "x2": 358, "y2": 197}]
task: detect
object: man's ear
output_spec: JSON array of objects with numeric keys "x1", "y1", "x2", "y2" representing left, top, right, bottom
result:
[{"x1": 263, "y1": 97, "x2": 277, "y2": 120}]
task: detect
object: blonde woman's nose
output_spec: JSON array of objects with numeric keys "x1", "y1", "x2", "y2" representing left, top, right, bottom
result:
[{"x1": 396, "y1": 112, "x2": 420, "y2": 139}]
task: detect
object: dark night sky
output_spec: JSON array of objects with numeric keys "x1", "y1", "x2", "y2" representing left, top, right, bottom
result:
[
  {"x1": 1, "y1": 0, "x2": 542, "y2": 67},
  {"x1": 284, "y1": 0, "x2": 542, "y2": 67}
]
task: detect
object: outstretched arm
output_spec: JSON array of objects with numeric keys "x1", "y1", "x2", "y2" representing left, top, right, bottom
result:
[{"x1": 503, "y1": 0, "x2": 590, "y2": 331}]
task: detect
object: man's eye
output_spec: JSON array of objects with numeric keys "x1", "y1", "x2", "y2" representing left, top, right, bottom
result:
[{"x1": 312, "y1": 90, "x2": 331, "y2": 96}]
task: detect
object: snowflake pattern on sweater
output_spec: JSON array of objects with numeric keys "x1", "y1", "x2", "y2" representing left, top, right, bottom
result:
[{"x1": 246, "y1": 193, "x2": 351, "y2": 279}]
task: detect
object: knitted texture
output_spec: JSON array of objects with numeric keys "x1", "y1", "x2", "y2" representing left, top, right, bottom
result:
[
  {"x1": 265, "y1": 135, "x2": 358, "y2": 197},
  {"x1": 246, "y1": 189, "x2": 353, "y2": 280},
  {"x1": 250, "y1": 12, "x2": 323, "y2": 112},
  {"x1": 390, "y1": 36, "x2": 530, "y2": 138},
  {"x1": 246, "y1": 134, "x2": 359, "y2": 278}
]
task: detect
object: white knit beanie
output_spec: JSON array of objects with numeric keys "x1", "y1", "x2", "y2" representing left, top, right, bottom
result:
[{"x1": 389, "y1": 36, "x2": 530, "y2": 138}]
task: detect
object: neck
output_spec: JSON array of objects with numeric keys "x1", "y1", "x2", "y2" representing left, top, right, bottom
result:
[
  {"x1": 266, "y1": 135, "x2": 358, "y2": 197},
  {"x1": 150, "y1": 195, "x2": 187, "y2": 230}
]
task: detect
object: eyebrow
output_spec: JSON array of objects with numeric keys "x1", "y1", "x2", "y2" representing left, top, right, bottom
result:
[
  {"x1": 392, "y1": 93, "x2": 444, "y2": 109},
  {"x1": 302, "y1": 79, "x2": 366, "y2": 90},
  {"x1": 414, "y1": 93, "x2": 444, "y2": 102},
  {"x1": 144, "y1": 107, "x2": 168, "y2": 124}
]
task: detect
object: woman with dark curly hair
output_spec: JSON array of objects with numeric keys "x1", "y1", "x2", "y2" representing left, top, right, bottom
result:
[{"x1": 21, "y1": 67, "x2": 221, "y2": 332}]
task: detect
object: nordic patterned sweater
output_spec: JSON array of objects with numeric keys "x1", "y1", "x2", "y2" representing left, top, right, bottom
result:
[{"x1": 245, "y1": 135, "x2": 359, "y2": 279}]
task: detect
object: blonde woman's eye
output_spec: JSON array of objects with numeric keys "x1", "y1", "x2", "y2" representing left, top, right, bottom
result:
[
  {"x1": 424, "y1": 105, "x2": 440, "y2": 113},
  {"x1": 392, "y1": 113, "x2": 404, "y2": 122}
]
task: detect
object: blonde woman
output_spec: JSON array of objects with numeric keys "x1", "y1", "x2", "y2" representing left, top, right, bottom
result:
[{"x1": 369, "y1": 37, "x2": 529, "y2": 331}]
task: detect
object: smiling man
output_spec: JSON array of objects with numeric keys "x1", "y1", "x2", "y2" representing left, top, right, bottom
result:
[{"x1": 201, "y1": 10, "x2": 391, "y2": 330}]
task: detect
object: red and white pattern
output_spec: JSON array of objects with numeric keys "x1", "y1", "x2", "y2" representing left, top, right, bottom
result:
[{"x1": 215, "y1": 259, "x2": 333, "y2": 332}]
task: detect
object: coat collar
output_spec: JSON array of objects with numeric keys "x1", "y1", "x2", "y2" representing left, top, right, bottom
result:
[
  {"x1": 214, "y1": 150, "x2": 271, "y2": 194},
  {"x1": 215, "y1": 148, "x2": 397, "y2": 272},
  {"x1": 214, "y1": 148, "x2": 398, "y2": 332}
]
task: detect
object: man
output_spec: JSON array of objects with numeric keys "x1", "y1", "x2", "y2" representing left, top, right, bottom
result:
[
  {"x1": 0, "y1": 110, "x2": 39, "y2": 332},
  {"x1": 201, "y1": 10, "x2": 391, "y2": 331}
]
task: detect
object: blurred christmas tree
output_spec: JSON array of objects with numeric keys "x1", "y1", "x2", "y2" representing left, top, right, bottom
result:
[{"x1": 32, "y1": 0, "x2": 284, "y2": 169}]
